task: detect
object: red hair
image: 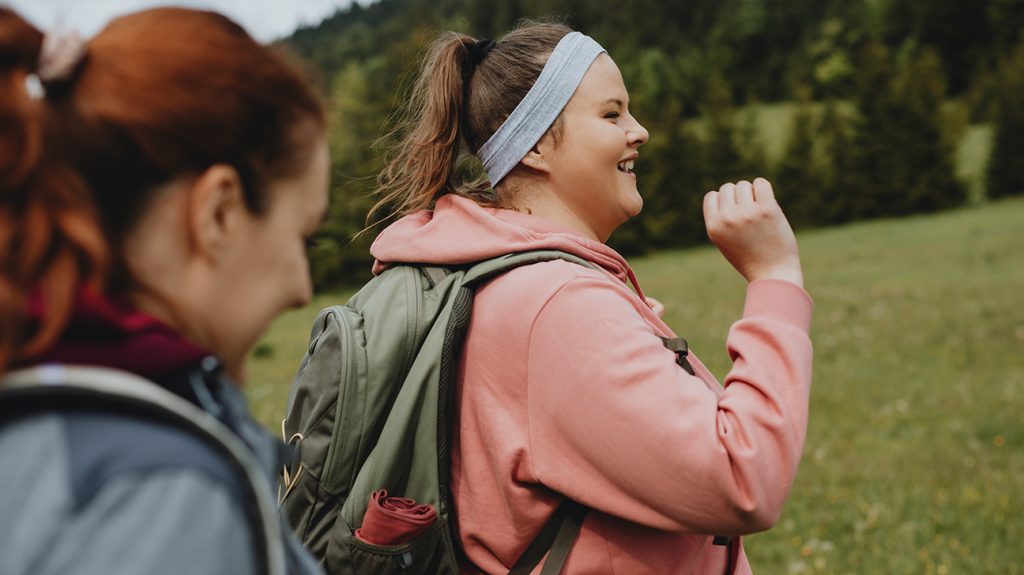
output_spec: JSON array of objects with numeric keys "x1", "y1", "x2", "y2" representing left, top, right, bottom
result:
[{"x1": 0, "y1": 7, "x2": 325, "y2": 370}]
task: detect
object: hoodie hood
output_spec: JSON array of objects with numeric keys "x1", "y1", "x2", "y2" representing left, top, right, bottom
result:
[{"x1": 371, "y1": 194, "x2": 641, "y2": 291}]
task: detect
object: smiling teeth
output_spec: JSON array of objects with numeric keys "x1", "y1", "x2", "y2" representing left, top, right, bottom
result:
[{"x1": 617, "y1": 160, "x2": 634, "y2": 173}]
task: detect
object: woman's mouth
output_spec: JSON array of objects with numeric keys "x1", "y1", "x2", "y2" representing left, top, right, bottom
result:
[{"x1": 616, "y1": 159, "x2": 635, "y2": 175}]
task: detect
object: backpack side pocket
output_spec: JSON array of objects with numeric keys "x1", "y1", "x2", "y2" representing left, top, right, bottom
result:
[{"x1": 281, "y1": 306, "x2": 368, "y2": 556}]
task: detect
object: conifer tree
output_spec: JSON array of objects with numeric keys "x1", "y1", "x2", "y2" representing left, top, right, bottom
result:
[
  {"x1": 845, "y1": 42, "x2": 901, "y2": 221},
  {"x1": 701, "y1": 71, "x2": 753, "y2": 189},
  {"x1": 986, "y1": 41, "x2": 1024, "y2": 199},
  {"x1": 818, "y1": 100, "x2": 857, "y2": 224},
  {"x1": 775, "y1": 87, "x2": 824, "y2": 229},
  {"x1": 737, "y1": 104, "x2": 768, "y2": 174},
  {"x1": 890, "y1": 48, "x2": 965, "y2": 213},
  {"x1": 846, "y1": 43, "x2": 964, "y2": 220}
]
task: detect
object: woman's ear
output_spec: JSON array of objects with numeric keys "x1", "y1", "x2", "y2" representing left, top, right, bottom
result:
[
  {"x1": 186, "y1": 164, "x2": 246, "y2": 261},
  {"x1": 520, "y1": 133, "x2": 555, "y2": 175}
]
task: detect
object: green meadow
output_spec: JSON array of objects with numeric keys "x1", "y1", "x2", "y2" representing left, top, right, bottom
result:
[{"x1": 246, "y1": 195, "x2": 1023, "y2": 573}]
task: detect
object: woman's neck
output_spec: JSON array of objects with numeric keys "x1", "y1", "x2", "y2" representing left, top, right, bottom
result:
[{"x1": 504, "y1": 181, "x2": 604, "y2": 242}]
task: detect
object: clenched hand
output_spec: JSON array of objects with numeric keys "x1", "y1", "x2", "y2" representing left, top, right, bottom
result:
[{"x1": 704, "y1": 178, "x2": 803, "y2": 288}]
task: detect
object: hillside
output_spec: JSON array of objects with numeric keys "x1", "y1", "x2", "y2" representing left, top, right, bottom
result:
[{"x1": 278, "y1": 0, "x2": 1023, "y2": 289}]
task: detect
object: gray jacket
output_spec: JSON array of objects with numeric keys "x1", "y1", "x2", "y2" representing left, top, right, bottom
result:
[{"x1": 0, "y1": 364, "x2": 323, "y2": 575}]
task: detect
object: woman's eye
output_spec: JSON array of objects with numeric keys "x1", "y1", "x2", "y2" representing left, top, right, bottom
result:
[{"x1": 604, "y1": 112, "x2": 620, "y2": 119}]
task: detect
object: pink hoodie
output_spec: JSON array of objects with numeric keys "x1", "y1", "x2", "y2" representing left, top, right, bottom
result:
[{"x1": 371, "y1": 195, "x2": 814, "y2": 574}]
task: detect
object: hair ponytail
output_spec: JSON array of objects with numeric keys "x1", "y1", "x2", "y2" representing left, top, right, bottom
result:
[
  {"x1": 371, "y1": 22, "x2": 571, "y2": 225},
  {"x1": 370, "y1": 32, "x2": 480, "y2": 224},
  {"x1": 1, "y1": 8, "x2": 108, "y2": 371}
]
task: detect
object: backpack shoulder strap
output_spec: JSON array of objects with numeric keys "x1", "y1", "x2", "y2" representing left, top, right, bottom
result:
[
  {"x1": 453, "y1": 251, "x2": 595, "y2": 574},
  {"x1": 508, "y1": 499, "x2": 588, "y2": 575},
  {"x1": 462, "y1": 249, "x2": 598, "y2": 287},
  {"x1": 0, "y1": 365, "x2": 286, "y2": 575},
  {"x1": 421, "y1": 265, "x2": 450, "y2": 287}
]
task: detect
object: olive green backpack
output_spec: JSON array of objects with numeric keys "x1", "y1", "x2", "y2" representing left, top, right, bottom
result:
[{"x1": 279, "y1": 250, "x2": 595, "y2": 575}]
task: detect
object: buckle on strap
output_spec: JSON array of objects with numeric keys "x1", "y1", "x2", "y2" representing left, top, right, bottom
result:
[{"x1": 660, "y1": 337, "x2": 696, "y2": 376}]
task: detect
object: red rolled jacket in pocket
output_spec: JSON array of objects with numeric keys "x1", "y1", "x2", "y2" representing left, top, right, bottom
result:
[{"x1": 355, "y1": 489, "x2": 437, "y2": 546}]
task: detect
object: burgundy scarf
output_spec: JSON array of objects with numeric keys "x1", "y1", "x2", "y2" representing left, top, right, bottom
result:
[{"x1": 19, "y1": 286, "x2": 209, "y2": 382}]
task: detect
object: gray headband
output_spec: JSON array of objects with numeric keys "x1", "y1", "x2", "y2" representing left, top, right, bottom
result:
[{"x1": 477, "y1": 31, "x2": 606, "y2": 185}]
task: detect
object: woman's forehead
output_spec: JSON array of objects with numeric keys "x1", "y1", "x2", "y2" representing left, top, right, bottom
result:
[{"x1": 573, "y1": 54, "x2": 628, "y2": 106}]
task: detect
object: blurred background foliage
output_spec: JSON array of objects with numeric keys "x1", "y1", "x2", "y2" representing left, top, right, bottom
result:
[{"x1": 277, "y1": 0, "x2": 1024, "y2": 289}]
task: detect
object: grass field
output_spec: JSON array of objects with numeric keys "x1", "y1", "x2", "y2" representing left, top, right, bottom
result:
[{"x1": 246, "y1": 195, "x2": 1023, "y2": 573}]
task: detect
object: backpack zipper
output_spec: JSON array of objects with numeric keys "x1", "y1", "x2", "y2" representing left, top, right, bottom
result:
[{"x1": 322, "y1": 307, "x2": 359, "y2": 495}]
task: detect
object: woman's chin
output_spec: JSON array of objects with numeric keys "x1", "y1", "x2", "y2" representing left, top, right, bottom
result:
[
  {"x1": 624, "y1": 189, "x2": 644, "y2": 217},
  {"x1": 603, "y1": 195, "x2": 643, "y2": 241}
]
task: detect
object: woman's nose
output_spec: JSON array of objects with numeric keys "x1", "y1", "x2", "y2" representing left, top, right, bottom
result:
[{"x1": 629, "y1": 117, "x2": 649, "y2": 146}]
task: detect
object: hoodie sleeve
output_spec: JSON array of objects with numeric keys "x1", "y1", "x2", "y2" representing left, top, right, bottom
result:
[{"x1": 524, "y1": 276, "x2": 813, "y2": 535}]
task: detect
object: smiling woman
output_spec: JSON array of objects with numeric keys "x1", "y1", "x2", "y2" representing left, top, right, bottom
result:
[
  {"x1": 520, "y1": 53, "x2": 650, "y2": 242},
  {"x1": 293, "y1": 20, "x2": 815, "y2": 575},
  {"x1": 0, "y1": 6, "x2": 328, "y2": 575}
]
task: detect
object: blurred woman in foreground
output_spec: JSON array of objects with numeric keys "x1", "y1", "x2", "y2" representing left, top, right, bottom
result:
[{"x1": 0, "y1": 7, "x2": 328, "y2": 574}]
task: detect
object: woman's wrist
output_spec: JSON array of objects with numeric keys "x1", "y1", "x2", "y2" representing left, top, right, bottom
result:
[{"x1": 746, "y1": 265, "x2": 804, "y2": 289}]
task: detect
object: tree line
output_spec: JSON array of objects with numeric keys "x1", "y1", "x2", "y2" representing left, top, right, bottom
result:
[{"x1": 282, "y1": 0, "x2": 1024, "y2": 288}]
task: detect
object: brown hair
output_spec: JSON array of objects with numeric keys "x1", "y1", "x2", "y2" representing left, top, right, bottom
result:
[
  {"x1": 370, "y1": 21, "x2": 572, "y2": 224},
  {"x1": 0, "y1": 7, "x2": 325, "y2": 370}
]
